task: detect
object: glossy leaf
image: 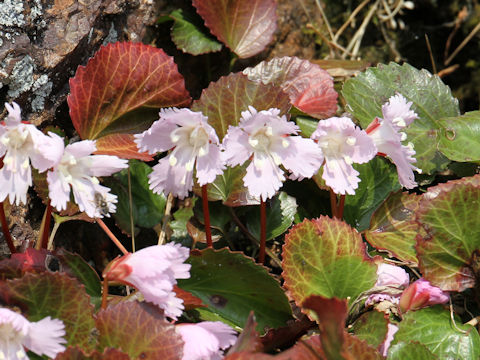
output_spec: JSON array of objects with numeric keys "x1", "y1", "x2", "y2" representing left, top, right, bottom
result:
[
  {"x1": 437, "y1": 111, "x2": 480, "y2": 162},
  {"x1": 96, "y1": 301, "x2": 183, "y2": 359},
  {"x1": 365, "y1": 191, "x2": 422, "y2": 265},
  {"x1": 108, "y1": 160, "x2": 166, "y2": 234},
  {"x1": 247, "y1": 192, "x2": 297, "y2": 241},
  {"x1": 296, "y1": 117, "x2": 318, "y2": 138},
  {"x1": 416, "y1": 179, "x2": 480, "y2": 291},
  {"x1": 282, "y1": 216, "x2": 377, "y2": 307},
  {"x1": 0, "y1": 272, "x2": 95, "y2": 349},
  {"x1": 244, "y1": 57, "x2": 338, "y2": 119},
  {"x1": 387, "y1": 342, "x2": 437, "y2": 360},
  {"x1": 342, "y1": 62, "x2": 460, "y2": 174},
  {"x1": 393, "y1": 306, "x2": 480, "y2": 359},
  {"x1": 194, "y1": 164, "x2": 259, "y2": 207},
  {"x1": 191, "y1": 72, "x2": 291, "y2": 139},
  {"x1": 55, "y1": 249, "x2": 102, "y2": 299},
  {"x1": 351, "y1": 311, "x2": 389, "y2": 349},
  {"x1": 169, "y1": 8, "x2": 222, "y2": 55},
  {"x1": 343, "y1": 157, "x2": 401, "y2": 232},
  {"x1": 192, "y1": 0, "x2": 276, "y2": 58},
  {"x1": 68, "y1": 42, "x2": 191, "y2": 158},
  {"x1": 177, "y1": 248, "x2": 292, "y2": 332}
]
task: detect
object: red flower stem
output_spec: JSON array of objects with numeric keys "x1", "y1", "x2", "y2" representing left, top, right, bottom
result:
[
  {"x1": 96, "y1": 218, "x2": 129, "y2": 255},
  {"x1": 201, "y1": 185, "x2": 212, "y2": 247},
  {"x1": 41, "y1": 201, "x2": 52, "y2": 249},
  {"x1": 258, "y1": 197, "x2": 267, "y2": 264},
  {"x1": 101, "y1": 279, "x2": 109, "y2": 310},
  {"x1": 0, "y1": 202, "x2": 15, "y2": 253},
  {"x1": 329, "y1": 189, "x2": 338, "y2": 218},
  {"x1": 337, "y1": 195, "x2": 346, "y2": 219}
]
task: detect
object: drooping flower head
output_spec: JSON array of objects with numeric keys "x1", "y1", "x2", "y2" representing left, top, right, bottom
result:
[
  {"x1": 0, "y1": 103, "x2": 62, "y2": 205},
  {"x1": 103, "y1": 243, "x2": 191, "y2": 319},
  {"x1": 0, "y1": 307, "x2": 66, "y2": 359},
  {"x1": 176, "y1": 321, "x2": 237, "y2": 360},
  {"x1": 399, "y1": 278, "x2": 449, "y2": 313},
  {"x1": 365, "y1": 263, "x2": 410, "y2": 306},
  {"x1": 366, "y1": 94, "x2": 420, "y2": 189},
  {"x1": 135, "y1": 108, "x2": 224, "y2": 199},
  {"x1": 311, "y1": 117, "x2": 377, "y2": 195},
  {"x1": 46, "y1": 137, "x2": 128, "y2": 218},
  {"x1": 222, "y1": 106, "x2": 323, "y2": 200}
]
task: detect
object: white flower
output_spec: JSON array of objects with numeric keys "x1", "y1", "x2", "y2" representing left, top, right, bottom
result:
[
  {"x1": 311, "y1": 117, "x2": 377, "y2": 195},
  {"x1": 47, "y1": 138, "x2": 128, "y2": 218},
  {"x1": 103, "y1": 243, "x2": 191, "y2": 319},
  {"x1": 135, "y1": 108, "x2": 224, "y2": 199},
  {"x1": 222, "y1": 106, "x2": 323, "y2": 200},
  {"x1": 176, "y1": 321, "x2": 237, "y2": 360},
  {"x1": 0, "y1": 103, "x2": 62, "y2": 205},
  {"x1": 0, "y1": 307, "x2": 66, "y2": 359},
  {"x1": 366, "y1": 94, "x2": 420, "y2": 189}
]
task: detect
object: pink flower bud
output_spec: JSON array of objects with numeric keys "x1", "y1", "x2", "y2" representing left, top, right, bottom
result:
[{"x1": 399, "y1": 279, "x2": 449, "y2": 312}]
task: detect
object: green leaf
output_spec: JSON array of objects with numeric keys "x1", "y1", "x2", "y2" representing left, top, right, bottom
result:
[
  {"x1": 170, "y1": 197, "x2": 197, "y2": 242},
  {"x1": 365, "y1": 191, "x2": 422, "y2": 265},
  {"x1": 387, "y1": 342, "x2": 437, "y2": 360},
  {"x1": 0, "y1": 272, "x2": 96, "y2": 350},
  {"x1": 393, "y1": 306, "x2": 480, "y2": 360},
  {"x1": 169, "y1": 8, "x2": 222, "y2": 55},
  {"x1": 437, "y1": 111, "x2": 480, "y2": 162},
  {"x1": 96, "y1": 301, "x2": 183, "y2": 359},
  {"x1": 191, "y1": 72, "x2": 290, "y2": 139},
  {"x1": 55, "y1": 249, "x2": 102, "y2": 299},
  {"x1": 282, "y1": 216, "x2": 377, "y2": 307},
  {"x1": 177, "y1": 248, "x2": 292, "y2": 332},
  {"x1": 109, "y1": 160, "x2": 166, "y2": 234},
  {"x1": 342, "y1": 62, "x2": 460, "y2": 174},
  {"x1": 416, "y1": 177, "x2": 480, "y2": 291},
  {"x1": 351, "y1": 311, "x2": 389, "y2": 349},
  {"x1": 195, "y1": 164, "x2": 259, "y2": 207},
  {"x1": 343, "y1": 157, "x2": 401, "y2": 231},
  {"x1": 247, "y1": 192, "x2": 297, "y2": 241},
  {"x1": 296, "y1": 116, "x2": 319, "y2": 138}
]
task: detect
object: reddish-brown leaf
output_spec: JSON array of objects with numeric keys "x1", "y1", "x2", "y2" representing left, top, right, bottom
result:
[
  {"x1": 173, "y1": 285, "x2": 206, "y2": 310},
  {"x1": 96, "y1": 301, "x2": 183, "y2": 359},
  {"x1": 192, "y1": 0, "x2": 277, "y2": 58},
  {"x1": 244, "y1": 57, "x2": 338, "y2": 119},
  {"x1": 228, "y1": 312, "x2": 263, "y2": 354},
  {"x1": 55, "y1": 347, "x2": 130, "y2": 360},
  {"x1": 68, "y1": 42, "x2": 191, "y2": 158},
  {"x1": 94, "y1": 134, "x2": 153, "y2": 161},
  {"x1": 192, "y1": 72, "x2": 291, "y2": 139}
]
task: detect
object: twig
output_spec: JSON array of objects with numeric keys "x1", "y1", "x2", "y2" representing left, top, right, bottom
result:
[
  {"x1": 201, "y1": 185, "x2": 213, "y2": 247},
  {"x1": 424, "y1": 34, "x2": 437, "y2": 74},
  {"x1": 445, "y1": 21, "x2": 480, "y2": 66},
  {"x1": 314, "y1": 0, "x2": 335, "y2": 41},
  {"x1": 158, "y1": 193, "x2": 174, "y2": 245},
  {"x1": 334, "y1": 0, "x2": 371, "y2": 42}
]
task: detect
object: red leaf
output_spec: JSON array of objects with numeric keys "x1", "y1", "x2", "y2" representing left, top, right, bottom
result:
[
  {"x1": 68, "y1": 42, "x2": 191, "y2": 158},
  {"x1": 244, "y1": 57, "x2": 338, "y2": 119},
  {"x1": 193, "y1": 0, "x2": 277, "y2": 58},
  {"x1": 228, "y1": 312, "x2": 263, "y2": 354},
  {"x1": 96, "y1": 301, "x2": 183, "y2": 359},
  {"x1": 94, "y1": 134, "x2": 153, "y2": 161},
  {"x1": 173, "y1": 285, "x2": 205, "y2": 309}
]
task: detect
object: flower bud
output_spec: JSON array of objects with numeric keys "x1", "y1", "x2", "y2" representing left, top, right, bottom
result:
[{"x1": 399, "y1": 279, "x2": 449, "y2": 312}]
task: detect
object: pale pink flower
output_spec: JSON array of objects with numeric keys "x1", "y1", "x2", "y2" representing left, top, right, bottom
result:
[
  {"x1": 0, "y1": 103, "x2": 62, "y2": 205},
  {"x1": 399, "y1": 278, "x2": 449, "y2": 313},
  {"x1": 135, "y1": 108, "x2": 224, "y2": 199},
  {"x1": 366, "y1": 94, "x2": 420, "y2": 189},
  {"x1": 176, "y1": 321, "x2": 237, "y2": 360},
  {"x1": 366, "y1": 263, "x2": 409, "y2": 306},
  {"x1": 0, "y1": 307, "x2": 66, "y2": 359},
  {"x1": 222, "y1": 106, "x2": 323, "y2": 200},
  {"x1": 311, "y1": 117, "x2": 376, "y2": 195},
  {"x1": 47, "y1": 137, "x2": 128, "y2": 218},
  {"x1": 103, "y1": 243, "x2": 191, "y2": 319},
  {"x1": 379, "y1": 323, "x2": 398, "y2": 357}
]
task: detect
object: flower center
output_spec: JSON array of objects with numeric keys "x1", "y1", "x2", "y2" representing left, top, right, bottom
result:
[
  {"x1": 0, "y1": 322, "x2": 27, "y2": 359},
  {"x1": 188, "y1": 126, "x2": 209, "y2": 157},
  {"x1": 249, "y1": 126, "x2": 272, "y2": 152}
]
